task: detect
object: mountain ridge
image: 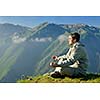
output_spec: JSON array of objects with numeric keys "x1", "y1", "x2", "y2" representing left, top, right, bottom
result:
[{"x1": 0, "y1": 22, "x2": 100, "y2": 82}]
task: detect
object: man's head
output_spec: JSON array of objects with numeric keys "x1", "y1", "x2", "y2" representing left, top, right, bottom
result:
[{"x1": 68, "y1": 32, "x2": 80, "y2": 45}]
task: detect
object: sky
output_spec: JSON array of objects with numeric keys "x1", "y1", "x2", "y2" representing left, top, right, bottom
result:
[{"x1": 0, "y1": 16, "x2": 100, "y2": 28}]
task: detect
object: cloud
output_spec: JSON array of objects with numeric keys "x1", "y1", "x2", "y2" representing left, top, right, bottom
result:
[
  {"x1": 58, "y1": 34, "x2": 67, "y2": 43},
  {"x1": 12, "y1": 36, "x2": 26, "y2": 43},
  {"x1": 31, "y1": 37, "x2": 52, "y2": 42}
]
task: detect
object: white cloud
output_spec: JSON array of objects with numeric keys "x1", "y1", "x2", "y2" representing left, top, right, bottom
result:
[
  {"x1": 12, "y1": 36, "x2": 26, "y2": 43},
  {"x1": 31, "y1": 37, "x2": 52, "y2": 42},
  {"x1": 58, "y1": 34, "x2": 67, "y2": 43}
]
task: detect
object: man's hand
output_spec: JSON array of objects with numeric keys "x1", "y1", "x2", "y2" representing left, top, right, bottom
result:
[
  {"x1": 52, "y1": 55, "x2": 58, "y2": 60},
  {"x1": 49, "y1": 62, "x2": 58, "y2": 67}
]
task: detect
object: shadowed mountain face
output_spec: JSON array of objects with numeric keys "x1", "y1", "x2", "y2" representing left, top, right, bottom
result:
[
  {"x1": 34, "y1": 23, "x2": 100, "y2": 75},
  {"x1": 0, "y1": 22, "x2": 100, "y2": 82}
]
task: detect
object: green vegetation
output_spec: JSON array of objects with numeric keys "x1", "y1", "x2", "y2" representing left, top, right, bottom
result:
[
  {"x1": 17, "y1": 73, "x2": 100, "y2": 83},
  {"x1": 0, "y1": 23, "x2": 100, "y2": 82},
  {"x1": 0, "y1": 44, "x2": 24, "y2": 80}
]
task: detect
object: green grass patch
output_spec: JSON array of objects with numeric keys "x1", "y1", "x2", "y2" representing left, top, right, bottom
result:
[{"x1": 17, "y1": 73, "x2": 100, "y2": 83}]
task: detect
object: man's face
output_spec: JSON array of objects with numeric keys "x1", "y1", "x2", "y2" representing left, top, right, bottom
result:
[{"x1": 67, "y1": 35, "x2": 76, "y2": 45}]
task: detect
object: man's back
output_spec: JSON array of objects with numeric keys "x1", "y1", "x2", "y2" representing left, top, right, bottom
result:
[
  {"x1": 57, "y1": 42, "x2": 88, "y2": 76},
  {"x1": 67, "y1": 42, "x2": 88, "y2": 70}
]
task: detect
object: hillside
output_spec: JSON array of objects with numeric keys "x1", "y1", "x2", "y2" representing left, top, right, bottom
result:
[
  {"x1": 35, "y1": 24, "x2": 100, "y2": 75},
  {"x1": 0, "y1": 22, "x2": 66, "y2": 82},
  {"x1": 17, "y1": 73, "x2": 100, "y2": 83},
  {"x1": 0, "y1": 22, "x2": 100, "y2": 82},
  {"x1": 0, "y1": 23, "x2": 30, "y2": 37}
]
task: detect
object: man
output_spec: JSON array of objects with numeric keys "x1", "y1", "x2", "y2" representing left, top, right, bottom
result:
[{"x1": 49, "y1": 32, "x2": 88, "y2": 78}]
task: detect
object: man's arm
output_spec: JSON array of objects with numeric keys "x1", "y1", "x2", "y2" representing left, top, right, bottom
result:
[
  {"x1": 58, "y1": 55, "x2": 67, "y2": 59},
  {"x1": 57, "y1": 46, "x2": 81, "y2": 68}
]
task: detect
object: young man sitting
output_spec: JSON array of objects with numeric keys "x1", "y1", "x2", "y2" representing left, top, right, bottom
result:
[{"x1": 49, "y1": 32, "x2": 88, "y2": 78}]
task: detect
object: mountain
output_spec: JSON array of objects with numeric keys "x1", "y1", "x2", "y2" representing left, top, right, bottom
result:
[
  {"x1": 0, "y1": 22, "x2": 67, "y2": 82},
  {"x1": 29, "y1": 22, "x2": 66, "y2": 38},
  {"x1": 0, "y1": 23, "x2": 30, "y2": 37},
  {"x1": 0, "y1": 22, "x2": 100, "y2": 82},
  {"x1": 35, "y1": 23, "x2": 100, "y2": 75}
]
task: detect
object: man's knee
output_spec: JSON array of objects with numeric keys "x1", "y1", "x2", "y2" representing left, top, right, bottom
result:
[{"x1": 60, "y1": 67, "x2": 74, "y2": 76}]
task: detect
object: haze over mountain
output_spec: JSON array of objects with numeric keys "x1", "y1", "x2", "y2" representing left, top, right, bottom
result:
[{"x1": 0, "y1": 22, "x2": 100, "y2": 82}]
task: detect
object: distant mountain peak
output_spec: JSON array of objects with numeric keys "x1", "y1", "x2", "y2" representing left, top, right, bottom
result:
[{"x1": 60, "y1": 23, "x2": 88, "y2": 28}]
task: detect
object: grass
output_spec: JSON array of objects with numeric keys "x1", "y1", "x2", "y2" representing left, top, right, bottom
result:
[{"x1": 17, "y1": 73, "x2": 100, "y2": 83}]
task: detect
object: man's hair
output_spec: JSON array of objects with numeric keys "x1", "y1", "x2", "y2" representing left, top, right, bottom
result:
[{"x1": 70, "y1": 32, "x2": 80, "y2": 42}]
